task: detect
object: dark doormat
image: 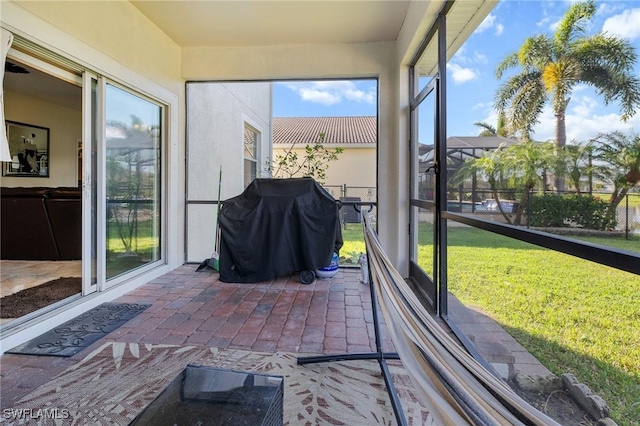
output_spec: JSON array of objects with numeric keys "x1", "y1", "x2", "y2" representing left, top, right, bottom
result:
[
  {"x1": 1, "y1": 277, "x2": 82, "y2": 318},
  {"x1": 6, "y1": 302, "x2": 150, "y2": 357}
]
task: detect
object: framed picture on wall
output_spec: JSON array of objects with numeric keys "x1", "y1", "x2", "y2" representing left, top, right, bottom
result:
[{"x1": 2, "y1": 121, "x2": 50, "y2": 177}]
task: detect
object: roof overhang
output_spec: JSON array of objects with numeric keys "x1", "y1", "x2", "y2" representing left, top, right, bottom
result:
[{"x1": 413, "y1": 0, "x2": 497, "y2": 75}]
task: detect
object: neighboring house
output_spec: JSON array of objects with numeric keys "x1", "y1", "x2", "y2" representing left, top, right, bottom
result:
[
  {"x1": 0, "y1": 1, "x2": 499, "y2": 352},
  {"x1": 272, "y1": 116, "x2": 376, "y2": 199}
]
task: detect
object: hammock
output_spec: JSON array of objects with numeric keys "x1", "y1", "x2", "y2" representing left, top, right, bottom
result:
[{"x1": 362, "y1": 213, "x2": 560, "y2": 426}]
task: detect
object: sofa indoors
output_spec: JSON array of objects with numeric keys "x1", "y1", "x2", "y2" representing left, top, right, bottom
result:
[{"x1": 1, "y1": 187, "x2": 82, "y2": 260}]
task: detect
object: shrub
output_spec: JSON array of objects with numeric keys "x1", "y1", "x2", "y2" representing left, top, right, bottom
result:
[{"x1": 527, "y1": 194, "x2": 616, "y2": 230}]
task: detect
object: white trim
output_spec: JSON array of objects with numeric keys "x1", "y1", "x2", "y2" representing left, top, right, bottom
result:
[
  {"x1": 82, "y1": 71, "x2": 98, "y2": 295},
  {"x1": 242, "y1": 114, "x2": 262, "y2": 184},
  {"x1": 97, "y1": 77, "x2": 108, "y2": 291},
  {"x1": 7, "y1": 48, "x2": 81, "y2": 86}
]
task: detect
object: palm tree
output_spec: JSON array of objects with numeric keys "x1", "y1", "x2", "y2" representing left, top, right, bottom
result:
[
  {"x1": 592, "y1": 130, "x2": 640, "y2": 220},
  {"x1": 452, "y1": 140, "x2": 556, "y2": 225},
  {"x1": 473, "y1": 111, "x2": 512, "y2": 138},
  {"x1": 499, "y1": 140, "x2": 557, "y2": 225},
  {"x1": 495, "y1": 0, "x2": 640, "y2": 150},
  {"x1": 453, "y1": 145, "x2": 511, "y2": 220},
  {"x1": 562, "y1": 142, "x2": 594, "y2": 194}
]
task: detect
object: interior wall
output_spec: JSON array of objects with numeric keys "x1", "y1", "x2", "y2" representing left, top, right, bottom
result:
[{"x1": 1, "y1": 90, "x2": 81, "y2": 188}]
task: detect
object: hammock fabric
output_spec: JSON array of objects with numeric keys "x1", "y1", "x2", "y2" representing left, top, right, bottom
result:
[{"x1": 362, "y1": 214, "x2": 560, "y2": 426}]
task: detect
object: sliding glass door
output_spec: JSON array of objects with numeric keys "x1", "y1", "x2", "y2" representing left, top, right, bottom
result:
[{"x1": 104, "y1": 83, "x2": 163, "y2": 281}]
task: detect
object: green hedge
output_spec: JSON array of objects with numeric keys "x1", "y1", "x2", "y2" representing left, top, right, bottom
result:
[{"x1": 527, "y1": 194, "x2": 616, "y2": 230}]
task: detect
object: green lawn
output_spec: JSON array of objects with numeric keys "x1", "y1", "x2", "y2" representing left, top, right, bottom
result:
[
  {"x1": 593, "y1": 192, "x2": 640, "y2": 208},
  {"x1": 106, "y1": 219, "x2": 159, "y2": 278},
  {"x1": 339, "y1": 224, "x2": 367, "y2": 265},
  {"x1": 343, "y1": 223, "x2": 640, "y2": 425}
]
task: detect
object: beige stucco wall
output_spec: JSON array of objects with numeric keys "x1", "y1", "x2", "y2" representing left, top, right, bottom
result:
[
  {"x1": 5, "y1": 1, "x2": 181, "y2": 90},
  {"x1": 1, "y1": 90, "x2": 81, "y2": 188},
  {"x1": 186, "y1": 82, "x2": 272, "y2": 263},
  {"x1": 272, "y1": 145, "x2": 376, "y2": 190}
]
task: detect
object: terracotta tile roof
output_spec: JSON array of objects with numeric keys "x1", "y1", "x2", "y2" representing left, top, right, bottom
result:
[{"x1": 273, "y1": 116, "x2": 376, "y2": 145}]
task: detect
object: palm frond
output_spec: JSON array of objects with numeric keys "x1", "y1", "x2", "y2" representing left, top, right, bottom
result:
[
  {"x1": 495, "y1": 52, "x2": 519, "y2": 79},
  {"x1": 519, "y1": 35, "x2": 554, "y2": 70},
  {"x1": 473, "y1": 121, "x2": 497, "y2": 137},
  {"x1": 554, "y1": 0, "x2": 595, "y2": 51}
]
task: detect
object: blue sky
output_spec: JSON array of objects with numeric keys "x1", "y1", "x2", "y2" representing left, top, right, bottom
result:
[{"x1": 273, "y1": 0, "x2": 640, "y2": 144}]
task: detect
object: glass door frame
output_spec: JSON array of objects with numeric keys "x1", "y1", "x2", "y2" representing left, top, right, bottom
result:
[
  {"x1": 81, "y1": 72, "x2": 99, "y2": 295},
  {"x1": 409, "y1": 77, "x2": 439, "y2": 309},
  {"x1": 409, "y1": 13, "x2": 448, "y2": 315},
  {"x1": 100, "y1": 79, "x2": 167, "y2": 289}
]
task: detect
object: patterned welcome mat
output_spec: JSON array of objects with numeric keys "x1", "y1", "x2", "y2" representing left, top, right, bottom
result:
[
  {"x1": 8, "y1": 342, "x2": 434, "y2": 425},
  {"x1": 6, "y1": 303, "x2": 149, "y2": 357}
]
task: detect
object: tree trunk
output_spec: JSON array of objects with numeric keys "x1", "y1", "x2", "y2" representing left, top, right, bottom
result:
[
  {"x1": 487, "y1": 178, "x2": 512, "y2": 224},
  {"x1": 609, "y1": 186, "x2": 629, "y2": 210},
  {"x1": 554, "y1": 112, "x2": 567, "y2": 192},
  {"x1": 513, "y1": 184, "x2": 533, "y2": 226},
  {"x1": 606, "y1": 186, "x2": 629, "y2": 229}
]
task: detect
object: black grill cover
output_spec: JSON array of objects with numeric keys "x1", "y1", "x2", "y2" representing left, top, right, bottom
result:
[{"x1": 219, "y1": 178, "x2": 343, "y2": 283}]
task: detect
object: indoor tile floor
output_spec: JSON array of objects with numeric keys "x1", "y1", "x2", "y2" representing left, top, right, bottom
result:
[{"x1": 0, "y1": 260, "x2": 81, "y2": 298}]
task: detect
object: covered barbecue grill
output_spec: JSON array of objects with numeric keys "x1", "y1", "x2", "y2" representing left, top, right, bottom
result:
[{"x1": 218, "y1": 178, "x2": 343, "y2": 283}]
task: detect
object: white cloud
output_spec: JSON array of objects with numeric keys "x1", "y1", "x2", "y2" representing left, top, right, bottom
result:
[
  {"x1": 602, "y1": 9, "x2": 640, "y2": 41},
  {"x1": 548, "y1": 18, "x2": 561, "y2": 32},
  {"x1": 596, "y1": 3, "x2": 625, "y2": 17},
  {"x1": 476, "y1": 13, "x2": 503, "y2": 36},
  {"x1": 298, "y1": 89, "x2": 341, "y2": 106},
  {"x1": 344, "y1": 88, "x2": 375, "y2": 104},
  {"x1": 447, "y1": 63, "x2": 479, "y2": 84},
  {"x1": 472, "y1": 101, "x2": 494, "y2": 112},
  {"x1": 284, "y1": 81, "x2": 375, "y2": 106},
  {"x1": 477, "y1": 14, "x2": 496, "y2": 33},
  {"x1": 474, "y1": 51, "x2": 488, "y2": 64},
  {"x1": 531, "y1": 96, "x2": 640, "y2": 142},
  {"x1": 472, "y1": 109, "x2": 499, "y2": 136},
  {"x1": 536, "y1": 6, "x2": 553, "y2": 28}
]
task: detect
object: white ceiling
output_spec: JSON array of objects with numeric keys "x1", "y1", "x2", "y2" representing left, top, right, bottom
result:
[
  {"x1": 130, "y1": 1, "x2": 411, "y2": 47},
  {"x1": 3, "y1": 1, "x2": 494, "y2": 109}
]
